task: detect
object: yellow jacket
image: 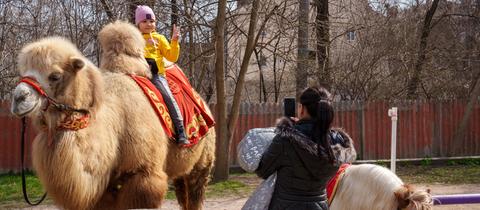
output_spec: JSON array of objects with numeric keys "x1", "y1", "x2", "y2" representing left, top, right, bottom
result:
[{"x1": 143, "y1": 32, "x2": 180, "y2": 76}]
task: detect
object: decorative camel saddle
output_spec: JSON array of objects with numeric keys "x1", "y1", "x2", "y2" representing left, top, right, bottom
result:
[{"x1": 130, "y1": 64, "x2": 215, "y2": 147}]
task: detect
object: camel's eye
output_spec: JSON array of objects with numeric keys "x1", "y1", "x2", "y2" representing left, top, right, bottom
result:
[{"x1": 48, "y1": 72, "x2": 62, "y2": 82}]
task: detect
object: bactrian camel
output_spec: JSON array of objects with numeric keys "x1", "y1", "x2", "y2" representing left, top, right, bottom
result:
[{"x1": 10, "y1": 20, "x2": 215, "y2": 210}]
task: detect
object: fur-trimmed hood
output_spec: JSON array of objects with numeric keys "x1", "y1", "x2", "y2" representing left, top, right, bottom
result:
[
  {"x1": 275, "y1": 117, "x2": 320, "y2": 156},
  {"x1": 274, "y1": 117, "x2": 357, "y2": 165},
  {"x1": 276, "y1": 117, "x2": 336, "y2": 180}
]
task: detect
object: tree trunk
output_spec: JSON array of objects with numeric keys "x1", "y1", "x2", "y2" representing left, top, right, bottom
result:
[
  {"x1": 254, "y1": 48, "x2": 268, "y2": 102},
  {"x1": 100, "y1": 0, "x2": 115, "y2": 21},
  {"x1": 226, "y1": 0, "x2": 262, "y2": 151},
  {"x1": 297, "y1": 0, "x2": 310, "y2": 97},
  {"x1": 315, "y1": 0, "x2": 330, "y2": 88},
  {"x1": 195, "y1": 61, "x2": 208, "y2": 91},
  {"x1": 212, "y1": 0, "x2": 229, "y2": 182},
  {"x1": 453, "y1": 0, "x2": 480, "y2": 154},
  {"x1": 273, "y1": 38, "x2": 280, "y2": 103},
  {"x1": 183, "y1": 0, "x2": 195, "y2": 80},
  {"x1": 171, "y1": 0, "x2": 178, "y2": 28},
  {"x1": 407, "y1": 0, "x2": 440, "y2": 98}
]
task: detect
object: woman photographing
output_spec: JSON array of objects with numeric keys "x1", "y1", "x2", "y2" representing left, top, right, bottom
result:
[{"x1": 255, "y1": 87, "x2": 340, "y2": 210}]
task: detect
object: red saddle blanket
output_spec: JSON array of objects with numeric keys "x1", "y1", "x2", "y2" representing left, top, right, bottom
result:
[
  {"x1": 326, "y1": 163, "x2": 350, "y2": 205},
  {"x1": 130, "y1": 64, "x2": 215, "y2": 147}
]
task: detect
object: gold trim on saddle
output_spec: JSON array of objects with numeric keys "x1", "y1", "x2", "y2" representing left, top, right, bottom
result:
[{"x1": 145, "y1": 86, "x2": 175, "y2": 132}]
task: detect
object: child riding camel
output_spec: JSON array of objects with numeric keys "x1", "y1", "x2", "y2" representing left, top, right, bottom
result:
[{"x1": 135, "y1": 5, "x2": 189, "y2": 145}]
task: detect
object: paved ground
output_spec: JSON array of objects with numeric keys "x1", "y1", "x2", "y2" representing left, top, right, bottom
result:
[
  {"x1": 159, "y1": 184, "x2": 480, "y2": 210},
  {"x1": 7, "y1": 184, "x2": 480, "y2": 210},
  {"x1": 162, "y1": 185, "x2": 480, "y2": 210}
]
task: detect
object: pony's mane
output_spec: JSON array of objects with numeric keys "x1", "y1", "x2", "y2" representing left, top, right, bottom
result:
[
  {"x1": 396, "y1": 185, "x2": 433, "y2": 210},
  {"x1": 330, "y1": 164, "x2": 432, "y2": 210}
]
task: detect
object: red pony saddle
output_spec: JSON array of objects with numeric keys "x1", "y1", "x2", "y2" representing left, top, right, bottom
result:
[{"x1": 130, "y1": 64, "x2": 215, "y2": 147}]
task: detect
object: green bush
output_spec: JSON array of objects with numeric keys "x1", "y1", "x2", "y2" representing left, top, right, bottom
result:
[{"x1": 421, "y1": 156, "x2": 432, "y2": 166}]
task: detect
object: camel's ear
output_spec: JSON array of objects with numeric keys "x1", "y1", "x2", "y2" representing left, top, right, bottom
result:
[{"x1": 68, "y1": 57, "x2": 85, "y2": 73}]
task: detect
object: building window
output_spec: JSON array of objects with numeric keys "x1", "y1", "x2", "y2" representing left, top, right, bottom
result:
[{"x1": 347, "y1": 30, "x2": 356, "y2": 41}]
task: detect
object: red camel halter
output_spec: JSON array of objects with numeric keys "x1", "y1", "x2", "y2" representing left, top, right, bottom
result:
[{"x1": 18, "y1": 76, "x2": 90, "y2": 131}]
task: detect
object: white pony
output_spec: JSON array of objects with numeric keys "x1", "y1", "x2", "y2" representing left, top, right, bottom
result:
[
  {"x1": 329, "y1": 164, "x2": 433, "y2": 210},
  {"x1": 239, "y1": 126, "x2": 432, "y2": 210}
]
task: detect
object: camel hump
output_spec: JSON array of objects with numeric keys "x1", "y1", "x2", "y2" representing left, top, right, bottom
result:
[
  {"x1": 98, "y1": 20, "x2": 145, "y2": 58},
  {"x1": 98, "y1": 20, "x2": 151, "y2": 77}
]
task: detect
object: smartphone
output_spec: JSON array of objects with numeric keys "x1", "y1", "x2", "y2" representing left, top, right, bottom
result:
[{"x1": 283, "y1": 97, "x2": 296, "y2": 118}]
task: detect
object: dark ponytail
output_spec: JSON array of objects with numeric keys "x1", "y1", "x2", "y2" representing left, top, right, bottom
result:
[{"x1": 300, "y1": 87, "x2": 336, "y2": 163}]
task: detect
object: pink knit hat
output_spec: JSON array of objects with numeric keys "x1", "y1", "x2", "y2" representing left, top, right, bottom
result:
[{"x1": 135, "y1": 5, "x2": 155, "y2": 25}]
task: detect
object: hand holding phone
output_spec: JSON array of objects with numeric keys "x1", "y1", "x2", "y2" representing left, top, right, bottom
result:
[{"x1": 283, "y1": 97, "x2": 296, "y2": 118}]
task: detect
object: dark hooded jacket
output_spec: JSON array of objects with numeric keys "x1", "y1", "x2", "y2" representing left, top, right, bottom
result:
[{"x1": 255, "y1": 118, "x2": 339, "y2": 210}]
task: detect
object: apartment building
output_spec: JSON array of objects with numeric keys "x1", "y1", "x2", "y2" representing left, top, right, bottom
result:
[{"x1": 226, "y1": 0, "x2": 377, "y2": 102}]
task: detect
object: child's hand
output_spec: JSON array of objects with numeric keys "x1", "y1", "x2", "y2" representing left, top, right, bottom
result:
[{"x1": 172, "y1": 24, "x2": 181, "y2": 42}]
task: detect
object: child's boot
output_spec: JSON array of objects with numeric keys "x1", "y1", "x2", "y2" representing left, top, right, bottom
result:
[{"x1": 177, "y1": 128, "x2": 189, "y2": 145}]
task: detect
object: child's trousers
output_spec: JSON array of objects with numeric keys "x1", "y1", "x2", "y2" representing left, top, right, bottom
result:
[{"x1": 151, "y1": 74, "x2": 188, "y2": 141}]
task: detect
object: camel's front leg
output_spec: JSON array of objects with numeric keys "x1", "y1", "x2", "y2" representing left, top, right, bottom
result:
[{"x1": 112, "y1": 170, "x2": 168, "y2": 209}]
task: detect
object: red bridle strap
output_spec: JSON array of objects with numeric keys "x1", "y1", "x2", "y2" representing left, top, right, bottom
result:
[
  {"x1": 18, "y1": 76, "x2": 91, "y2": 134},
  {"x1": 18, "y1": 76, "x2": 90, "y2": 115},
  {"x1": 19, "y1": 77, "x2": 48, "y2": 97}
]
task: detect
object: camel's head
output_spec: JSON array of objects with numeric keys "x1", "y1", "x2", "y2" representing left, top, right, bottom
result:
[{"x1": 11, "y1": 37, "x2": 89, "y2": 117}]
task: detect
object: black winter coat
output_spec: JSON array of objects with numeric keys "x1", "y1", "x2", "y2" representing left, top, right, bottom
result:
[{"x1": 255, "y1": 118, "x2": 339, "y2": 210}]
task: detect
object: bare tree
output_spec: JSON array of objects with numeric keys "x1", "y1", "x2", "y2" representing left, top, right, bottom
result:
[
  {"x1": 297, "y1": 0, "x2": 310, "y2": 96},
  {"x1": 213, "y1": 0, "x2": 229, "y2": 182},
  {"x1": 171, "y1": 0, "x2": 179, "y2": 26},
  {"x1": 315, "y1": 0, "x2": 330, "y2": 88},
  {"x1": 215, "y1": 0, "x2": 260, "y2": 180},
  {"x1": 226, "y1": 0, "x2": 280, "y2": 149},
  {"x1": 407, "y1": 0, "x2": 441, "y2": 98},
  {"x1": 100, "y1": 0, "x2": 116, "y2": 21}
]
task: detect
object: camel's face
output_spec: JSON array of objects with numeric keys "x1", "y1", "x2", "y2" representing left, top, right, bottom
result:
[
  {"x1": 9, "y1": 64, "x2": 66, "y2": 118},
  {"x1": 10, "y1": 37, "x2": 86, "y2": 117},
  {"x1": 10, "y1": 82, "x2": 44, "y2": 117}
]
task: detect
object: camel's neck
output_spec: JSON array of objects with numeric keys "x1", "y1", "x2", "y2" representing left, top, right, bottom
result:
[{"x1": 63, "y1": 66, "x2": 104, "y2": 112}]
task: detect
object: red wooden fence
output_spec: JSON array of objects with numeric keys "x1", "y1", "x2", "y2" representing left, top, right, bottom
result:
[{"x1": 2, "y1": 100, "x2": 480, "y2": 172}]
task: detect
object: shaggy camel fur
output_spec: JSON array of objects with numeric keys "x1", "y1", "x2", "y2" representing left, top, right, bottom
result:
[
  {"x1": 97, "y1": 20, "x2": 151, "y2": 79},
  {"x1": 98, "y1": 20, "x2": 216, "y2": 209},
  {"x1": 329, "y1": 164, "x2": 433, "y2": 210},
  {"x1": 10, "y1": 21, "x2": 215, "y2": 210}
]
